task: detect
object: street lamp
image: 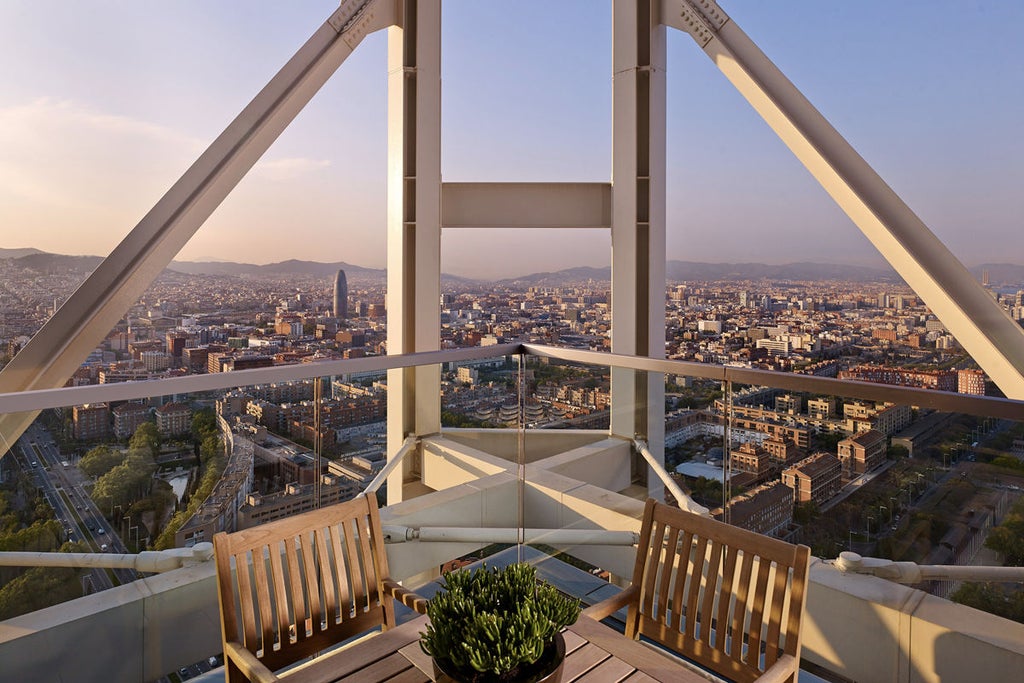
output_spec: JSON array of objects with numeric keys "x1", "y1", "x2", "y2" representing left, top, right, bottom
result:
[{"x1": 880, "y1": 504, "x2": 890, "y2": 524}]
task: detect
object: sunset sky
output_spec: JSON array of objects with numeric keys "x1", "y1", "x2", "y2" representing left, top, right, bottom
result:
[{"x1": 1, "y1": 1, "x2": 1022, "y2": 279}]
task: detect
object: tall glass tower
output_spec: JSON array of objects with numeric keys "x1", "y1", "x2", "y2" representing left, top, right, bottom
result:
[{"x1": 333, "y1": 269, "x2": 348, "y2": 320}]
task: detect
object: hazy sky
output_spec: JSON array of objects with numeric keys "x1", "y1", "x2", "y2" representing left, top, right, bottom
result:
[{"x1": 1, "y1": 1, "x2": 1022, "y2": 279}]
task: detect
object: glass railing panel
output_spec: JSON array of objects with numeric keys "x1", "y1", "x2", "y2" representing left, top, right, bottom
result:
[
  {"x1": 664, "y1": 372, "x2": 728, "y2": 512},
  {"x1": 503, "y1": 348, "x2": 1024, "y2": 626},
  {"x1": 518, "y1": 352, "x2": 611, "y2": 434},
  {"x1": 714, "y1": 376, "x2": 1024, "y2": 619},
  {"x1": 2, "y1": 344, "x2": 1022, "y2": 643},
  {"x1": 0, "y1": 353, "x2": 476, "y2": 617}
]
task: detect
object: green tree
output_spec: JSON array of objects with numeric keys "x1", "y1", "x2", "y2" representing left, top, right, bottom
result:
[
  {"x1": 0, "y1": 519, "x2": 63, "y2": 552},
  {"x1": 129, "y1": 422, "x2": 160, "y2": 459},
  {"x1": 154, "y1": 510, "x2": 189, "y2": 550},
  {"x1": 78, "y1": 445, "x2": 123, "y2": 479},
  {"x1": 952, "y1": 582, "x2": 1024, "y2": 624},
  {"x1": 0, "y1": 564, "x2": 83, "y2": 620},
  {"x1": 91, "y1": 453, "x2": 156, "y2": 512},
  {"x1": 887, "y1": 444, "x2": 909, "y2": 460},
  {"x1": 200, "y1": 433, "x2": 223, "y2": 463},
  {"x1": 991, "y1": 456, "x2": 1024, "y2": 472},
  {"x1": 986, "y1": 525, "x2": 1024, "y2": 566},
  {"x1": 793, "y1": 501, "x2": 819, "y2": 525},
  {"x1": 441, "y1": 410, "x2": 491, "y2": 429},
  {"x1": 815, "y1": 431, "x2": 844, "y2": 452},
  {"x1": 984, "y1": 498, "x2": 1024, "y2": 565},
  {"x1": 191, "y1": 408, "x2": 217, "y2": 440},
  {"x1": 154, "y1": 454, "x2": 227, "y2": 549}
]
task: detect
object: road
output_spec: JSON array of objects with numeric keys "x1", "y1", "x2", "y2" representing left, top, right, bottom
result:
[{"x1": 12, "y1": 422, "x2": 140, "y2": 591}]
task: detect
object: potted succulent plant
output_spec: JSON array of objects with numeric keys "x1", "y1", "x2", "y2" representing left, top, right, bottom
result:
[{"x1": 419, "y1": 562, "x2": 581, "y2": 683}]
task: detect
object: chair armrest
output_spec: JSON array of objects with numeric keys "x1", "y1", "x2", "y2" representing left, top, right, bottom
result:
[
  {"x1": 223, "y1": 640, "x2": 280, "y2": 683},
  {"x1": 582, "y1": 585, "x2": 638, "y2": 621},
  {"x1": 755, "y1": 654, "x2": 797, "y2": 683},
  {"x1": 383, "y1": 578, "x2": 429, "y2": 615}
]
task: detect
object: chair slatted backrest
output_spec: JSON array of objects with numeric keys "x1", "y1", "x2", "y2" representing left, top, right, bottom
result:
[
  {"x1": 213, "y1": 495, "x2": 395, "y2": 675},
  {"x1": 626, "y1": 499, "x2": 811, "y2": 683}
]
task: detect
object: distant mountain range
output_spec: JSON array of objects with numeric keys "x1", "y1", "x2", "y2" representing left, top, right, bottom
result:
[
  {"x1": 497, "y1": 261, "x2": 905, "y2": 285},
  {"x1": 0, "y1": 247, "x2": 45, "y2": 260},
  {"x1": 167, "y1": 258, "x2": 388, "y2": 280},
  {"x1": 2, "y1": 248, "x2": 1023, "y2": 286}
]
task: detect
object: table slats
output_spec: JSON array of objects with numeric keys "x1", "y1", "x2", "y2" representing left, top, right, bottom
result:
[{"x1": 284, "y1": 615, "x2": 707, "y2": 682}]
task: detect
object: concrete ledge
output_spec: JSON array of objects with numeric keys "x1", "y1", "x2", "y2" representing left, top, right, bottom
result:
[
  {"x1": 4, "y1": 478, "x2": 1024, "y2": 683},
  {"x1": 804, "y1": 560, "x2": 1024, "y2": 683},
  {"x1": 0, "y1": 562, "x2": 219, "y2": 682},
  {"x1": 441, "y1": 428, "x2": 609, "y2": 462},
  {"x1": 530, "y1": 437, "x2": 633, "y2": 493}
]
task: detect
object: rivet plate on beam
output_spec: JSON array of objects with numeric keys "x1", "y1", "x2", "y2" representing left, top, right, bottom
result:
[
  {"x1": 328, "y1": 0, "x2": 390, "y2": 49},
  {"x1": 689, "y1": 0, "x2": 729, "y2": 30},
  {"x1": 676, "y1": 2, "x2": 715, "y2": 48}
]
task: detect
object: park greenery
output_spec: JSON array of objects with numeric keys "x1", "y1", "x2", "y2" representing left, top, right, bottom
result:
[
  {"x1": 0, "y1": 543, "x2": 90, "y2": 620},
  {"x1": 951, "y1": 498, "x2": 1024, "y2": 624},
  {"x1": 982, "y1": 497, "x2": 1024, "y2": 566},
  {"x1": 0, "y1": 407, "x2": 225, "y2": 619},
  {"x1": 154, "y1": 410, "x2": 225, "y2": 549},
  {"x1": 0, "y1": 469, "x2": 91, "y2": 619},
  {"x1": 441, "y1": 410, "x2": 492, "y2": 429}
]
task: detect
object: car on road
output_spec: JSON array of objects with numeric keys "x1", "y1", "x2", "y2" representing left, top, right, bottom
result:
[{"x1": 98, "y1": 528, "x2": 105, "y2": 534}]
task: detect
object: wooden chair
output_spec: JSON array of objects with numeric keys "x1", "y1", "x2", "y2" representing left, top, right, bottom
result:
[
  {"x1": 213, "y1": 495, "x2": 427, "y2": 682},
  {"x1": 585, "y1": 499, "x2": 811, "y2": 683}
]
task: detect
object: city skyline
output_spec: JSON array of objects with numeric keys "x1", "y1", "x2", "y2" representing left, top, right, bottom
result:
[{"x1": 1, "y1": 1, "x2": 1022, "y2": 279}]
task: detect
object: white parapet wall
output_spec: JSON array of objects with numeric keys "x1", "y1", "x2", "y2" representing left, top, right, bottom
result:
[
  {"x1": 0, "y1": 562, "x2": 219, "y2": 682},
  {"x1": 804, "y1": 559, "x2": 1024, "y2": 682},
  {"x1": 3, "y1": 486, "x2": 1024, "y2": 682}
]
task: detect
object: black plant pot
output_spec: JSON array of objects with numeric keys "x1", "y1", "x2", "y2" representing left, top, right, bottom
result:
[{"x1": 432, "y1": 632, "x2": 566, "y2": 683}]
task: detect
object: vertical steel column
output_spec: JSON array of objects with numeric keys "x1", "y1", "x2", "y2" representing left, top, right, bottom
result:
[
  {"x1": 386, "y1": 0, "x2": 442, "y2": 505},
  {"x1": 611, "y1": 0, "x2": 667, "y2": 500}
]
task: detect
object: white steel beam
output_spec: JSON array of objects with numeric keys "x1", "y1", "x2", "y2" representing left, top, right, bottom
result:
[
  {"x1": 386, "y1": 1, "x2": 443, "y2": 505},
  {"x1": 663, "y1": 0, "x2": 1024, "y2": 399},
  {"x1": 441, "y1": 182, "x2": 612, "y2": 229},
  {"x1": 611, "y1": 0, "x2": 667, "y2": 500},
  {"x1": 0, "y1": 0, "x2": 398, "y2": 453}
]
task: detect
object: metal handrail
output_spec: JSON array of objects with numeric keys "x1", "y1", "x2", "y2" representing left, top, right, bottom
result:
[
  {"x1": 522, "y1": 344, "x2": 1024, "y2": 421},
  {"x1": 357, "y1": 435, "x2": 418, "y2": 497},
  {"x1": 2, "y1": 343, "x2": 1021, "y2": 420},
  {"x1": 381, "y1": 526, "x2": 639, "y2": 546},
  {"x1": 0, "y1": 344, "x2": 522, "y2": 415},
  {"x1": 0, "y1": 543, "x2": 213, "y2": 573},
  {"x1": 633, "y1": 438, "x2": 709, "y2": 516},
  {"x1": 835, "y1": 551, "x2": 1024, "y2": 584}
]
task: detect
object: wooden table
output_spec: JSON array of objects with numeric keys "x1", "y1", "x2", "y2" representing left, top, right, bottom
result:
[{"x1": 284, "y1": 615, "x2": 708, "y2": 683}]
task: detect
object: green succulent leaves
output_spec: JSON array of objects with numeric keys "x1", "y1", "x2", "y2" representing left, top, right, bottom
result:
[{"x1": 420, "y1": 562, "x2": 581, "y2": 676}]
